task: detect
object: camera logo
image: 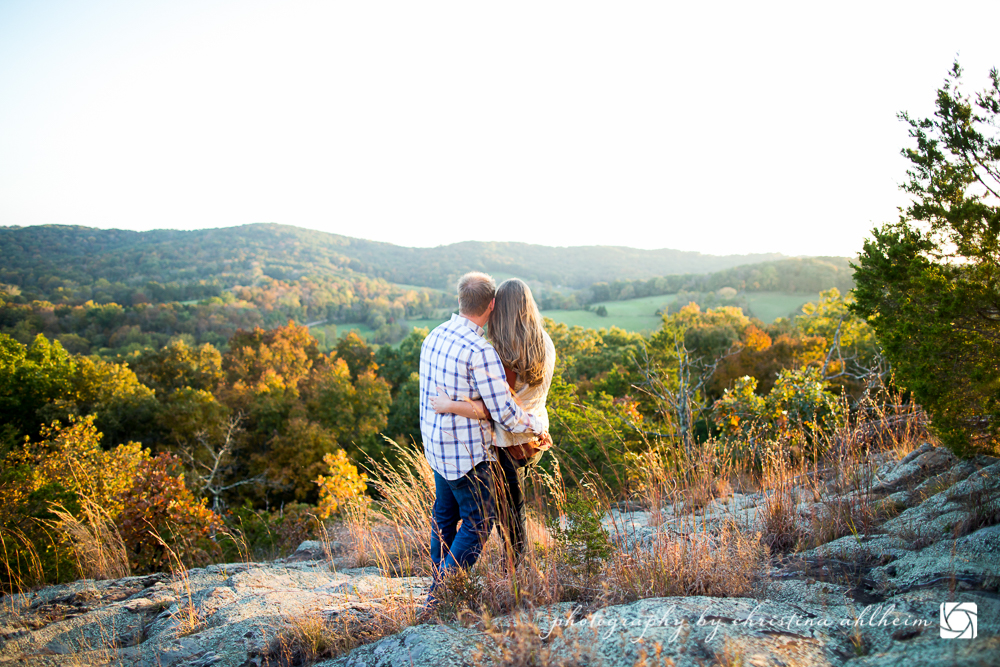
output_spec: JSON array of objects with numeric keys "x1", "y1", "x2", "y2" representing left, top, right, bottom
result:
[{"x1": 940, "y1": 602, "x2": 977, "y2": 639}]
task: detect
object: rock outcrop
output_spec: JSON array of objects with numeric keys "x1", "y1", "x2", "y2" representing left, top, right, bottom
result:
[{"x1": 2, "y1": 443, "x2": 998, "y2": 666}]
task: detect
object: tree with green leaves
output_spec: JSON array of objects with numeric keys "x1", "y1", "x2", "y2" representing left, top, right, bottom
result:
[{"x1": 852, "y1": 62, "x2": 1000, "y2": 455}]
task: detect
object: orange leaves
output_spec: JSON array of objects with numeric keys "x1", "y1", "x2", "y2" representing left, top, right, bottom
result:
[
  {"x1": 116, "y1": 453, "x2": 223, "y2": 573},
  {"x1": 743, "y1": 325, "x2": 772, "y2": 352},
  {"x1": 223, "y1": 321, "x2": 320, "y2": 398}
]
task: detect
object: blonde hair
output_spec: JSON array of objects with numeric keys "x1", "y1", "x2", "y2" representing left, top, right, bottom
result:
[
  {"x1": 488, "y1": 279, "x2": 547, "y2": 387},
  {"x1": 457, "y1": 272, "x2": 496, "y2": 316}
]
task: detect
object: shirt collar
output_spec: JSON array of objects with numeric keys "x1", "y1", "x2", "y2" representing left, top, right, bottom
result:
[{"x1": 451, "y1": 313, "x2": 485, "y2": 337}]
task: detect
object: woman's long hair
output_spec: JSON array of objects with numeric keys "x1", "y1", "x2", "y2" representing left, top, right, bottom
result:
[{"x1": 488, "y1": 279, "x2": 547, "y2": 387}]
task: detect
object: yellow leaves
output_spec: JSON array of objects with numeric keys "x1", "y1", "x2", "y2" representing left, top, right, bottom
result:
[
  {"x1": 616, "y1": 397, "x2": 644, "y2": 425},
  {"x1": 314, "y1": 450, "x2": 368, "y2": 520},
  {"x1": 2, "y1": 416, "x2": 151, "y2": 520},
  {"x1": 72, "y1": 356, "x2": 155, "y2": 403},
  {"x1": 743, "y1": 325, "x2": 773, "y2": 352}
]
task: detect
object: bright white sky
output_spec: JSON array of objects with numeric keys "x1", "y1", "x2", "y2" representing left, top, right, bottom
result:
[{"x1": 1, "y1": 1, "x2": 997, "y2": 257}]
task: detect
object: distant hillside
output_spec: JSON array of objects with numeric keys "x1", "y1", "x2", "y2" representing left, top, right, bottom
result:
[
  {"x1": 0, "y1": 223, "x2": 788, "y2": 301},
  {"x1": 0, "y1": 223, "x2": 854, "y2": 355},
  {"x1": 333, "y1": 237, "x2": 789, "y2": 288}
]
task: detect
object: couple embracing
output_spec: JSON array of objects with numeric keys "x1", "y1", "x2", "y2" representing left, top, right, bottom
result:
[{"x1": 418, "y1": 271, "x2": 555, "y2": 603}]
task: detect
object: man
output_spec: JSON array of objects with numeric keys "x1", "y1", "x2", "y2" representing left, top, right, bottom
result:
[{"x1": 418, "y1": 271, "x2": 547, "y2": 598}]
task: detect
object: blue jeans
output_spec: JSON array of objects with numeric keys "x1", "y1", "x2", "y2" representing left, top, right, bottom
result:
[{"x1": 429, "y1": 460, "x2": 496, "y2": 593}]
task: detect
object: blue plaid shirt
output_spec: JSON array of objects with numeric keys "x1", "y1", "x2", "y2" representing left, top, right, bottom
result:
[{"x1": 419, "y1": 314, "x2": 543, "y2": 480}]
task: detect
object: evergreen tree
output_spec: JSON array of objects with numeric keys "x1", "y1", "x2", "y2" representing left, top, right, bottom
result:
[{"x1": 852, "y1": 62, "x2": 1000, "y2": 455}]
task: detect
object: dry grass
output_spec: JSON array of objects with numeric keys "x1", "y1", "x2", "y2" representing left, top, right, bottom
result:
[
  {"x1": 344, "y1": 435, "x2": 772, "y2": 625},
  {"x1": 149, "y1": 531, "x2": 202, "y2": 637},
  {"x1": 472, "y1": 612, "x2": 602, "y2": 667},
  {"x1": 48, "y1": 497, "x2": 130, "y2": 581},
  {"x1": 758, "y1": 446, "x2": 806, "y2": 553},
  {"x1": 758, "y1": 394, "x2": 931, "y2": 554},
  {"x1": 263, "y1": 604, "x2": 414, "y2": 666},
  {"x1": 332, "y1": 438, "x2": 436, "y2": 575},
  {"x1": 604, "y1": 522, "x2": 767, "y2": 603},
  {"x1": 0, "y1": 526, "x2": 44, "y2": 594}
]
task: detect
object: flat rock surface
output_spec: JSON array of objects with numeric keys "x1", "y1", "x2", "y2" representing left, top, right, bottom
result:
[{"x1": 1, "y1": 562, "x2": 427, "y2": 667}]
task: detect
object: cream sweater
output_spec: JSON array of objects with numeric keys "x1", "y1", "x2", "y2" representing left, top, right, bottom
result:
[{"x1": 494, "y1": 331, "x2": 556, "y2": 449}]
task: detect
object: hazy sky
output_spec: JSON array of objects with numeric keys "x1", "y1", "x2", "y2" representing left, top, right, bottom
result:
[{"x1": 1, "y1": 1, "x2": 997, "y2": 256}]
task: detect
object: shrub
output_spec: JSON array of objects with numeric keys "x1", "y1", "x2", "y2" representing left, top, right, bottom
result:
[
  {"x1": 0, "y1": 418, "x2": 226, "y2": 590},
  {"x1": 547, "y1": 486, "x2": 613, "y2": 587},
  {"x1": 0, "y1": 416, "x2": 146, "y2": 590},
  {"x1": 315, "y1": 449, "x2": 368, "y2": 519},
  {"x1": 116, "y1": 453, "x2": 224, "y2": 573},
  {"x1": 712, "y1": 367, "x2": 843, "y2": 453},
  {"x1": 852, "y1": 62, "x2": 1000, "y2": 455}
]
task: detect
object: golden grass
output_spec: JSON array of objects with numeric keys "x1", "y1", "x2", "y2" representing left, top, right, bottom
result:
[
  {"x1": 48, "y1": 497, "x2": 130, "y2": 582},
  {"x1": 149, "y1": 531, "x2": 202, "y2": 637},
  {"x1": 755, "y1": 391, "x2": 932, "y2": 553},
  {"x1": 375, "y1": 404, "x2": 927, "y2": 618},
  {"x1": 333, "y1": 437, "x2": 436, "y2": 575},
  {"x1": 263, "y1": 603, "x2": 416, "y2": 666},
  {"x1": 337, "y1": 435, "x2": 773, "y2": 625},
  {"x1": 472, "y1": 612, "x2": 601, "y2": 667},
  {"x1": 604, "y1": 522, "x2": 768, "y2": 603},
  {"x1": 0, "y1": 526, "x2": 43, "y2": 594}
]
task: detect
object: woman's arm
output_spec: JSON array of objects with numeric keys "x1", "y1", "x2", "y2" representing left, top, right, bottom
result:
[{"x1": 430, "y1": 387, "x2": 491, "y2": 420}]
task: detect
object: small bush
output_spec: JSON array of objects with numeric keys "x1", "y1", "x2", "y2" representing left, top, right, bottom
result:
[
  {"x1": 548, "y1": 487, "x2": 612, "y2": 583},
  {"x1": 1, "y1": 418, "x2": 225, "y2": 590},
  {"x1": 0, "y1": 417, "x2": 146, "y2": 590},
  {"x1": 713, "y1": 368, "x2": 844, "y2": 453},
  {"x1": 315, "y1": 449, "x2": 368, "y2": 519},
  {"x1": 116, "y1": 452, "x2": 224, "y2": 573}
]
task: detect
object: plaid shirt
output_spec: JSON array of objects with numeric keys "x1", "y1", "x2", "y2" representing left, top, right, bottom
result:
[{"x1": 419, "y1": 314, "x2": 542, "y2": 480}]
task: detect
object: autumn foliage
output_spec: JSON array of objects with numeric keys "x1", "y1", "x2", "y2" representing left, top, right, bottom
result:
[{"x1": 0, "y1": 417, "x2": 222, "y2": 591}]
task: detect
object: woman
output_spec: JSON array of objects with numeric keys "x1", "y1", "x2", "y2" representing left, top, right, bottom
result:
[{"x1": 430, "y1": 278, "x2": 556, "y2": 565}]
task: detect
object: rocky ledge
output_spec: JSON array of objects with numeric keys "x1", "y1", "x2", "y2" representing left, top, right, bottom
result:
[{"x1": 2, "y1": 443, "x2": 998, "y2": 667}]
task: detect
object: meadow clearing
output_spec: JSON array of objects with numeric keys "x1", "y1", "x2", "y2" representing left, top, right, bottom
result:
[{"x1": 330, "y1": 291, "x2": 819, "y2": 343}]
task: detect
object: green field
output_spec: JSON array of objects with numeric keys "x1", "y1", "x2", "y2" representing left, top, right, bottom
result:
[
  {"x1": 392, "y1": 283, "x2": 447, "y2": 294},
  {"x1": 541, "y1": 294, "x2": 676, "y2": 333},
  {"x1": 399, "y1": 294, "x2": 675, "y2": 336},
  {"x1": 745, "y1": 293, "x2": 816, "y2": 322},
  {"x1": 309, "y1": 322, "x2": 377, "y2": 348},
  {"x1": 543, "y1": 292, "x2": 820, "y2": 332},
  {"x1": 403, "y1": 318, "x2": 447, "y2": 332}
]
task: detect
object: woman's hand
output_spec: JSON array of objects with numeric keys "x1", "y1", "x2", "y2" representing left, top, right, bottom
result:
[
  {"x1": 430, "y1": 387, "x2": 454, "y2": 414},
  {"x1": 536, "y1": 430, "x2": 553, "y2": 450},
  {"x1": 431, "y1": 387, "x2": 490, "y2": 420}
]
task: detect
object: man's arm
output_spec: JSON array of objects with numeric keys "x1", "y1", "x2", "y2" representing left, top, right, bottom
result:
[{"x1": 470, "y1": 347, "x2": 542, "y2": 435}]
